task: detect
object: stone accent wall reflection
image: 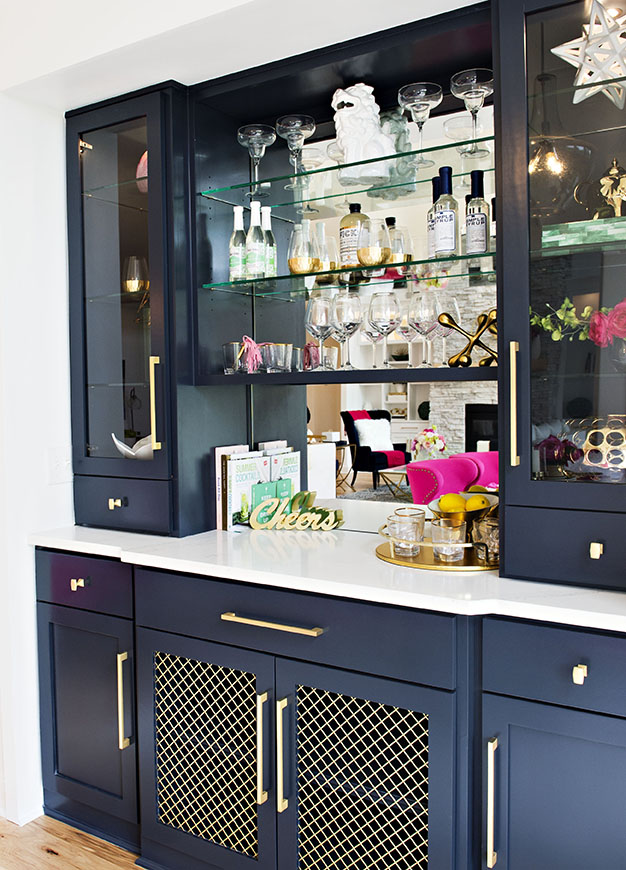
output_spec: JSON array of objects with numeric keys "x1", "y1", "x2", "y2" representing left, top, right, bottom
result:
[{"x1": 429, "y1": 381, "x2": 498, "y2": 455}]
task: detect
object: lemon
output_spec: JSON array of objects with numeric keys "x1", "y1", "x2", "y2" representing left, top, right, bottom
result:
[
  {"x1": 465, "y1": 494, "x2": 490, "y2": 511},
  {"x1": 438, "y1": 493, "x2": 467, "y2": 512}
]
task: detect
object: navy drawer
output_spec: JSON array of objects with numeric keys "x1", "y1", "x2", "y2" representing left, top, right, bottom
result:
[
  {"x1": 36, "y1": 550, "x2": 133, "y2": 618},
  {"x1": 135, "y1": 568, "x2": 456, "y2": 689},
  {"x1": 503, "y1": 506, "x2": 626, "y2": 590},
  {"x1": 483, "y1": 617, "x2": 626, "y2": 718},
  {"x1": 74, "y1": 475, "x2": 172, "y2": 534}
]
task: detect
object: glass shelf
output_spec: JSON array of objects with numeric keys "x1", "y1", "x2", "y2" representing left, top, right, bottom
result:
[
  {"x1": 527, "y1": 74, "x2": 626, "y2": 103},
  {"x1": 201, "y1": 366, "x2": 497, "y2": 386},
  {"x1": 82, "y1": 175, "x2": 149, "y2": 213},
  {"x1": 202, "y1": 252, "x2": 495, "y2": 298},
  {"x1": 199, "y1": 136, "x2": 494, "y2": 213}
]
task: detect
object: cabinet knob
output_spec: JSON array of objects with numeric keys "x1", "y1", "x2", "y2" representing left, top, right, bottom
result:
[
  {"x1": 589, "y1": 541, "x2": 604, "y2": 560},
  {"x1": 572, "y1": 664, "x2": 588, "y2": 685},
  {"x1": 69, "y1": 577, "x2": 85, "y2": 592},
  {"x1": 108, "y1": 497, "x2": 125, "y2": 510}
]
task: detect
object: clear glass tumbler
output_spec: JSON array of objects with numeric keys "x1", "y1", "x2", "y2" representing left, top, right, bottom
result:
[
  {"x1": 387, "y1": 512, "x2": 425, "y2": 557},
  {"x1": 431, "y1": 518, "x2": 467, "y2": 562}
]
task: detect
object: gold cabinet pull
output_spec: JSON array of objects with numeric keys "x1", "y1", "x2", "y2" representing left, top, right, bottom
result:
[
  {"x1": 276, "y1": 697, "x2": 288, "y2": 813},
  {"x1": 70, "y1": 578, "x2": 85, "y2": 592},
  {"x1": 509, "y1": 341, "x2": 520, "y2": 467},
  {"x1": 572, "y1": 664, "x2": 588, "y2": 685},
  {"x1": 256, "y1": 692, "x2": 268, "y2": 805},
  {"x1": 149, "y1": 355, "x2": 162, "y2": 451},
  {"x1": 108, "y1": 498, "x2": 122, "y2": 511},
  {"x1": 589, "y1": 542, "x2": 604, "y2": 560},
  {"x1": 487, "y1": 737, "x2": 498, "y2": 868},
  {"x1": 116, "y1": 652, "x2": 130, "y2": 750},
  {"x1": 221, "y1": 612, "x2": 324, "y2": 638}
]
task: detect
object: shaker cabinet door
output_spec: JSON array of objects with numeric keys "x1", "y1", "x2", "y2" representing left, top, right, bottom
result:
[
  {"x1": 482, "y1": 692, "x2": 626, "y2": 869},
  {"x1": 136, "y1": 628, "x2": 277, "y2": 870},
  {"x1": 275, "y1": 658, "x2": 455, "y2": 870}
]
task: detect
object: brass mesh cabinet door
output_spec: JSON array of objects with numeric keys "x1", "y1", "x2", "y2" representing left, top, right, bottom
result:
[
  {"x1": 275, "y1": 659, "x2": 455, "y2": 870},
  {"x1": 137, "y1": 629, "x2": 276, "y2": 870}
]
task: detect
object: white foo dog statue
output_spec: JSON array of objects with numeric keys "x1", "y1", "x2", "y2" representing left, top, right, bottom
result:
[{"x1": 331, "y1": 83, "x2": 396, "y2": 186}]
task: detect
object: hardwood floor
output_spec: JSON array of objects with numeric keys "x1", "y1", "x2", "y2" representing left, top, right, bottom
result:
[{"x1": 0, "y1": 816, "x2": 136, "y2": 869}]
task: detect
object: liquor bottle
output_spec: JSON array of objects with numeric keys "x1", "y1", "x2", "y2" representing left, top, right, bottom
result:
[
  {"x1": 434, "y1": 166, "x2": 459, "y2": 257},
  {"x1": 488, "y1": 196, "x2": 497, "y2": 283},
  {"x1": 339, "y1": 203, "x2": 368, "y2": 268},
  {"x1": 261, "y1": 206, "x2": 277, "y2": 277},
  {"x1": 229, "y1": 205, "x2": 246, "y2": 281},
  {"x1": 466, "y1": 169, "x2": 490, "y2": 255},
  {"x1": 245, "y1": 200, "x2": 266, "y2": 279},
  {"x1": 426, "y1": 177, "x2": 441, "y2": 259},
  {"x1": 461, "y1": 194, "x2": 471, "y2": 256}
]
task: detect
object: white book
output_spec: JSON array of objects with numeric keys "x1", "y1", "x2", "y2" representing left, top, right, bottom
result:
[
  {"x1": 223, "y1": 453, "x2": 272, "y2": 531},
  {"x1": 214, "y1": 444, "x2": 247, "y2": 529},
  {"x1": 257, "y1": 439, "x2": 288, "y2": 451},
  {"x1": 263, "y1": 446, "x2": 294, "y2": 457},
  {"x1": 270, "y1": 451, "x2": 301, "y2": 499}
]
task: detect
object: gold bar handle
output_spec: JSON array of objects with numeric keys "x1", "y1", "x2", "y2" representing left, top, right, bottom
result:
[
  {"x1": 70, "y1": 578, "x2": 85, "y2": 592},
  {"x1": 221, "y1": 612, "x2": 324, "y2": 638},
  {"x1": 276, "y1": 698, "x2": 288, "y2": 813},
  {"x1": 149, "y1": 355, "x2": 162, "y2": 451},
  {"x1": 487, "y1": 737, "x2": 498, "y2": 868},
  {"x1": 256, "y1": 692, "x2": 268, "y2": 805},
  {"x1": 116, "y1": 652, "x2": 130, "y2": 750},
  {"x1": 509, "y1": 341, "x2": 520, "y2": 467}
]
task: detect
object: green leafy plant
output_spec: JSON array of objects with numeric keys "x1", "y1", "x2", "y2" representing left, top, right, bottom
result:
[{"x1": 530, "y1": 297, "x2": 596, "y2": 342}]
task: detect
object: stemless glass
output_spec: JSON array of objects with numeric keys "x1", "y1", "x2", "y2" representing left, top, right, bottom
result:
[
  {"x1": 388, "y1": 224, "x2": 413, "y2": 272},
  {"x1": 450, "y1": 69, "x2": 493, "y2": 158},
  {"x1": 435, "y1": 293, "x2": 462, "y2": 367},
  {"x1": 288, "y1": 222, "x2": 320, "y2": 274},
  {"x1": 357, "y1": 220, "x2": 392, "y2": 276},
  {"x1": 408, "y1": 289, "x2": 441, "y2": 367},
  {"x1": 360, "y1": 321, "x2": 384, "y2": 368},
  {"x1": 276, "y1": 114, "x2": 316, "y2": 188},
  {"x1": 398, "y1": 82, "x2": 443, "y2": 168},
  {"x1": 368, "y1": 290, "x2": 401, "y2": 368},
  {"x1": 305, "y1": 293, "x2": 334, "y2": 371},
  {"x1": 332, "y1": 291, "x2": 362, "y2": 370},
  {"x1": 122, "y1": 255, "x2": 149, "y2": 293},
  {"x1": 315, "y1": 224, "x2": 340, "y2": 285},
  {"x1": 236, "y1": 124, "x2": 276, "y2": 197}
]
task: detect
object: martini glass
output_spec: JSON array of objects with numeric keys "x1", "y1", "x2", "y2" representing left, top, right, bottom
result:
[
  {"x1": 450, "y1": 69, "x2": 493, "y2": 158},
  {"x1": 276, "y1": 114, "x2": 316, "y2": 189},
  {"x1": 398, "y1": 83, "x2": 443, "y2": 168},
  {"x1": 236, "y1": 124, "x2": 276, "y2": 197}
]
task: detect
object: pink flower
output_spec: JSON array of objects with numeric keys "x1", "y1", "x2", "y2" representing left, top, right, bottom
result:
[
  {"x1": 589, "y1": 310, "x2": 611, "y2": 347},
  {"x1": 608, "y1": 299, "x2": 626, "y2": 340}
]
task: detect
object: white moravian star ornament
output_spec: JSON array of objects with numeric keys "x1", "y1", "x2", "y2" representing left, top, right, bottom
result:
[{"x1": 551, "y1": 0, "x2": 626, "y2": 109}]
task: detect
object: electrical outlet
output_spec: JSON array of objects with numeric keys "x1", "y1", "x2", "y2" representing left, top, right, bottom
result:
[{"x1": 47, "y1": 446, "x2": 72, "y2": 485}]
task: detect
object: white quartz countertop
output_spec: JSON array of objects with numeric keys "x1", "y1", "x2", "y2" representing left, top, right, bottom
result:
[{"x1": 29, "y1": 524, "x2": 626, "y2": 633}]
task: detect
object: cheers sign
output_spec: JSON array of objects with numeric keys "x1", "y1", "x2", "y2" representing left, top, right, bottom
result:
[{"x1": 249, "y1": 491, "x2": 344, "y2": 531}]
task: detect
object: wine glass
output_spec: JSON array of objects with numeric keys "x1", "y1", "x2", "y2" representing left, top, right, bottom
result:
[
  {"x1": 237, "y1": 124, "x2": 276, "y2": 197},
  {"x1": 357, "y1": 220, "x2": 392, "y2": 278},
  {"x1": 408, "y1": 289, "x2": 441, "y2": 367},
  {"x1": 360, "y1": 321, "x2": 384, "y2": 368},
  {"x1": 122, "y1": 255, "x2": 149, "y2": 293},
  {"x1": 434, "y1": 293, "x2": 462, "y2": 366},
  {"x1": 288, "y1": 222, "x2": 320, "y2": 274},
  {"x1": 315, "y1": 225, "x2": 340, "y2": 285},
  {"x1": 305, "y1": 293, "x2": 334, "y2": 371},
  {"x1": 396, "y1": 308, "x2": 419, "y2": 365},
  {"x1": 387, "y1": 223, "x2": 413, "y2": 273},
  {"x1": 368, "y1": 290, "x2": 401, "y2": 368},
  {"x1": 450, "y1": 69, "x2": 493, "y2": 158},
  {"x1": 276, "y1": 115, "x2": 316, "y2": 189},
  {"x1": 398, "y1": 83, "x2": 443, "y2": 168},
  {"x1": 332, "y1": 291, "x2": 362, "y2": 370}
]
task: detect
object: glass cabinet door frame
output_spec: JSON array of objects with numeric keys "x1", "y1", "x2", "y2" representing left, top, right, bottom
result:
[
  {"x1": 67, "y1": 92, "x2": 171, "y2": 480},
  {"x1": 496, "y1": 0, "x2": 625, "y2": 513}
]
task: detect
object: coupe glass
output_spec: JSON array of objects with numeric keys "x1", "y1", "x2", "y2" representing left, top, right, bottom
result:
[
  {"x1": 368, "y1": 290, "x2": 401, "y2": 368},
  {"x1": 236, "y1": 124, "x2": 276, "y2": 197},
  {"x1": 276, "y1": 114, "x2": 316, "y2": 189},
  {"x1": 450, "y1": 69, "x2": 493, "y2": 158},
  {"x1": 408, "y1": 289, "x2": 441, "y2": 367},
  {"x1": 398, "y1": 82, "x2": 443, "y2": 168},
  {"x1": 357, "y1": 220, "x2": 392, "y2": 274},
  {"x1": 434, "y1": 293, "x2": 462, "y2": 366},
  {"x1": 332, "y1": 291, "x2": 362, "y2": 370},
  {"x1": 360, "y1": 321, "x2": 384, "y2": 368},
  {"x1": 288, "y1": 222, "x2": 321, "y2": 274},
  {"x1": 305, "y1": 293, "x2": 334, "y2": 371}
]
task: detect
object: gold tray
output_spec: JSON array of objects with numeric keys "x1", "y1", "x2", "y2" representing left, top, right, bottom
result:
[{"x1": 375, "y1": 540, "x2": 495, "y2": 571}]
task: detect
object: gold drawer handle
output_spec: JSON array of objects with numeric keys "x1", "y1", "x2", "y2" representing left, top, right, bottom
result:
[
  {"x1": 116, "y1": 652, "x2": 130, "y2": 750},
  {"x1": 509, "y1": 341, "x2": 520, "y2": 467},
  {"x1": 257, "y1": 692, "x2": 268, "y2": 805},
  {"x1": 70, "y1": 578, "x2": 85, "y2": 592},
  {"x1": 487, "y1": 737, "x2": 498, "y2": 868},
  {"x1": 149, "y1": 355, "x2": 162, "y2": 451},
  {"x1": 108, "y1": 498, "x2": 123, "y2": 511},
  {"x1": 589, "y1": 542, "x2": 604, "y2": 560},
  {"x1": 221, "y1": 612, "x2": 324, "y2": 638},
  {"x1": 276, "y1": 697, "x2": 288, "y2": 813},
  {"x1": 572, "y1": 664, "x2": 588, "y2": 685}
]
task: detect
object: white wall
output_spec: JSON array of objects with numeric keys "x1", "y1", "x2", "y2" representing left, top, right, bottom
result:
[{"x1": 0, "y1": 0, "x2": 480, "y2": 825}]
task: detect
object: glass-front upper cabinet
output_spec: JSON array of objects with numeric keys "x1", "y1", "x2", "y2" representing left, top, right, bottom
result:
[
  {"x1": 68, "y1": 94, "x2": 169, "y2": 479},
  {"x1": 499, "y1": 0, "x2": 626, "y2": 513}
]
